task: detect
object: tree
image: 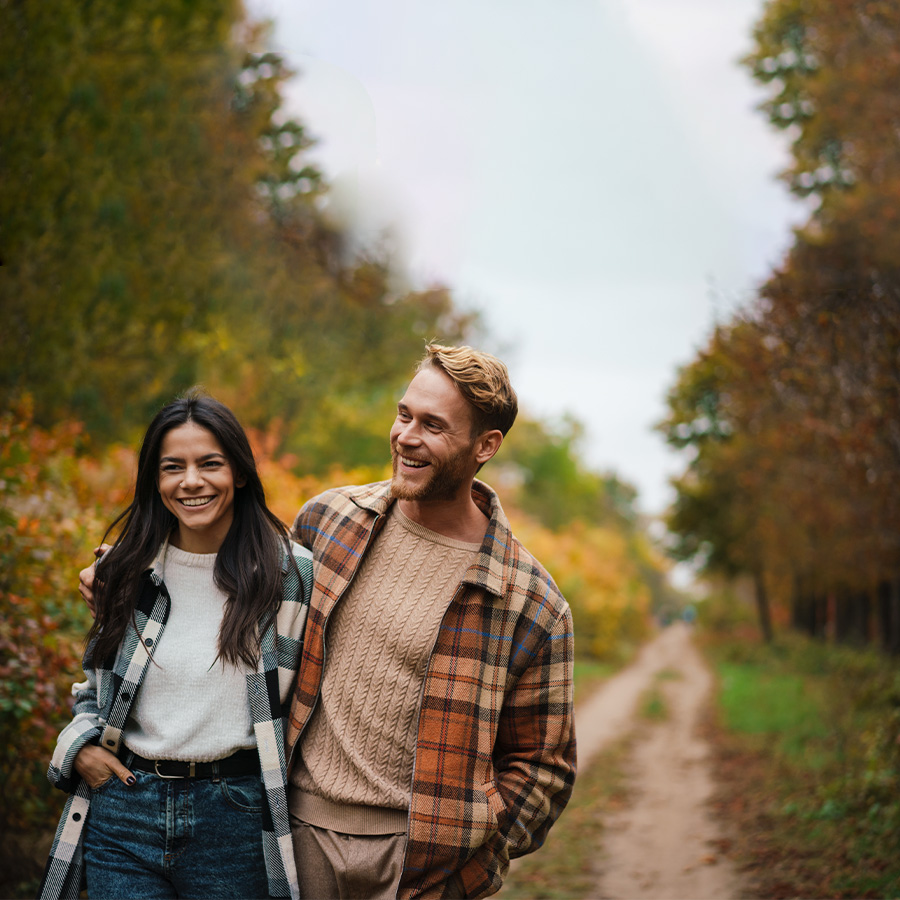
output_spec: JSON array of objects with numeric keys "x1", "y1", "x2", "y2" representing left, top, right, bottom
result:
[
  {"x1": 661, "y1": 0, "x2": 900, "y2": 650},
  {"x1": 1, "y1": 0, "x2": 261, "y2": 431},
  {"x1": 0, "y1": 1, "x2": 478, "y2": 472}
]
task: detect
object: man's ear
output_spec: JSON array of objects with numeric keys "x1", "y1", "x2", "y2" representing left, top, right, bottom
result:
[{"x1": 474, "y1": 430, "x2": 504, "y2": 467}]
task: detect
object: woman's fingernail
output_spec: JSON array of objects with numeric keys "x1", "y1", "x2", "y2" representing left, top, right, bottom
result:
[{"x1": 126, "y1": 776, "x2": 136, "y2": 785}]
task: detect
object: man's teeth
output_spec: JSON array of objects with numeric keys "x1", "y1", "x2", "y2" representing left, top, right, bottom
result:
[
  {"x1": 181, "y1": 497, "x2": 213, "y2": 507},
  {"x1": 402, "y1": 457, "x2": 428, "y2": 468}
]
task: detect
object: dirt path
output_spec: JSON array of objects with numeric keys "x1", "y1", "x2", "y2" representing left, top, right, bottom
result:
[{"x1": 584, "y1": 622, "x2": 742, "y2": 900}]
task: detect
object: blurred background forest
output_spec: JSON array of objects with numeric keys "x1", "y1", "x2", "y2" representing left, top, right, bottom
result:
[
  {"x1": 659, "y1": 0, "x2": 900, "y2": 655},
  {"x1": 2, "y1": 0, "x2": 900, "y2": 896}
]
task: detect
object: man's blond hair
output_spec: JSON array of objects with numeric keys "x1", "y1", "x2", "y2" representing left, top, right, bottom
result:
[{"x1": 418, "y1": 343, "x2": 518, "y2": 436}]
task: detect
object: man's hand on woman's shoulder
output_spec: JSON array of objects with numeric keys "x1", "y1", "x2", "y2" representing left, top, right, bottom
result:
[{"x1": 79, "y1": 544, "x2": 111, "y2": 617}]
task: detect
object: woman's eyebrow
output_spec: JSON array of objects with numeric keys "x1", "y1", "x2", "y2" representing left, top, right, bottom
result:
[{"x1": 159, "y1": 452, "x2": 227, "y2": 463}]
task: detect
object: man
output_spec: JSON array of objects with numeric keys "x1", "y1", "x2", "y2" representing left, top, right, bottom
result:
[
  {"x1": 80, "y1": 344, "x2": 575, "y2": 899},
  {"x1": 284, "y1": 344, "x2": 575, "y2": 899}
]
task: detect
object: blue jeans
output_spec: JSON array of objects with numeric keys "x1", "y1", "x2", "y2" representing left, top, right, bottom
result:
[{"x1": 83, "y1": 768, "x2": 271, "y2": 899}]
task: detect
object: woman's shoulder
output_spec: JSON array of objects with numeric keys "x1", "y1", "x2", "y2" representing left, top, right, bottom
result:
[
  {"x1": 281, "y1": 540, "x2": 313, "y2": 603},
  {"x1": 275, "y1": 542, "x2": 312, "y2": 638},
  {"x1": 285, "y1": 540, "x2": 313, "y2": 568}
]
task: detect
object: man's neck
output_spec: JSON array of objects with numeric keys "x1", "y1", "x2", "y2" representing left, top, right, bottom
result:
[{"x1": 397, "y1": 488, "x2": 489, "y2": 544}]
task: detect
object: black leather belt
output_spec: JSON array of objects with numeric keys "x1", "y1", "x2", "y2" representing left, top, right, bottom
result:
[{"x1": 128, "y1": 748, "x2": 259, "y2": 780}]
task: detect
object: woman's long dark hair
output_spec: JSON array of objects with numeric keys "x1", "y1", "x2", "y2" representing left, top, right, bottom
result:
[{"x1": 86, "y1": 390, "x2": 293, "y2": 669}]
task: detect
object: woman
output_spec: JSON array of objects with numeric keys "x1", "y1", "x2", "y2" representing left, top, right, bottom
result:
[{"x1": 39, "y1": 392, "x2": 312, "y2": 900}]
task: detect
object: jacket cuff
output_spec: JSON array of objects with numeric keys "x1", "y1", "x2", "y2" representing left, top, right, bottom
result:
[{"x1": 48, "y1": 722, "x2": 102, "y2": 794}]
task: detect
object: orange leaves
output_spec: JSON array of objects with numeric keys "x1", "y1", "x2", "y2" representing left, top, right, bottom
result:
[
  {"x1": 0, "y1": 405, "x2": 125, "y2": 842},
  {"x1": 248, "y1": 423, "x2": 388, "y2": 528}
]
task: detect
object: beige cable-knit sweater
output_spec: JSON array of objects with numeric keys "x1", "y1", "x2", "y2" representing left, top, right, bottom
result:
[{"x1": 289, "y1": 507, "x2": 478, "y2": 834}]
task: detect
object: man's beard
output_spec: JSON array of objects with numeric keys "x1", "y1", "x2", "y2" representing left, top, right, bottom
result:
[{"x1": 390, "y1": 445, "x2": 472, "y2": 502}]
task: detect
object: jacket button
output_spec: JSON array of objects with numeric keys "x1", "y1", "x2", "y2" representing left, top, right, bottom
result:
[
  {"x1": 106, "y1": 739, "x2": 115, "y2": 746},
  {"x1": 73, "y1": 813, "x2": 81, "y2": 821},
  {"x1": 121, "y1": 692, "x2": 130, "y2": 701},
  {"x1": 145, "y1": 639, "x2": 154, "y2": 647}
]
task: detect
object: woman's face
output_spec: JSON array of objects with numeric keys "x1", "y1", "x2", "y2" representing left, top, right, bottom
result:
[{"x1": 157, "y1": 422, "x2": 244, "y2": 554}]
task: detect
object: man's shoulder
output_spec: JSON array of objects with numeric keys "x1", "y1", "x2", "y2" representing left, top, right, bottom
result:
[
  {"x1": 502, "y1": 529, "x2": 570, "y2": 617},
  {"x1": 295, "y1": 481, "x2": 392, "y2": 535},
  {"x1": 302, "y1": 481, "x2": 391, "y2": 514},
  {"x1": 471, "y1": 479, "x2": 569, "y2": 618}
]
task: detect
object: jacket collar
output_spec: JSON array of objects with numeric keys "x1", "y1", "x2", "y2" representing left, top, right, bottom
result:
[
  {"x1": 148, "y1": 537, "x2": 171, "y2": 584},
  {"x1": 349, "y1": 479, "x2": 512, "y2": 599}
]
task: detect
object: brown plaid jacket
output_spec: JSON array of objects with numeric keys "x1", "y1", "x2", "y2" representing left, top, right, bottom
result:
[{"x1": 287, "y1": 480, "x2": 576, "y2": 899}]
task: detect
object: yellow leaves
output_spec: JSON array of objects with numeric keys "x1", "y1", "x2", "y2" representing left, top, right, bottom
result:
[{"x1": 513, "y1": 514, "x2": 651, "y2": 660}]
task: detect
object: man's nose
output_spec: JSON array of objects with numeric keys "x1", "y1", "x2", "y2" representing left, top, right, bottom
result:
[{"x1": 395, "y1": 421, "x2": 422, "y2": 444}]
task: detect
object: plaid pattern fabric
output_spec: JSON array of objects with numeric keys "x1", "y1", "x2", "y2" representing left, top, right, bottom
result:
[
  {"x1": 39, "y1": 541, "x2": 312, "y2": 900},
  {"x1": 288, "y1": 481, "x2": 576, "y2": 899}
]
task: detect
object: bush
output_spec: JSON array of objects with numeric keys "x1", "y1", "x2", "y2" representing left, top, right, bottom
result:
[{"x1": 0, "y1": 404, "x2": 118, "y2": 892}]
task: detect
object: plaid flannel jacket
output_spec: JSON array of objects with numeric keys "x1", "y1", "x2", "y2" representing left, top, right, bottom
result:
[
  {"x1": 39, "y1": 540, "x2": 312, "y2": 900},
  {"x1": 287, "y1": 480, "x2": 576, "y2": 899}
]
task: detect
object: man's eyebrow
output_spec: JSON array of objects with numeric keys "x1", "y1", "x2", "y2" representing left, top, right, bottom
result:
[{"x1": 396, "y1": 403, "x2": 451, "y2": 427}]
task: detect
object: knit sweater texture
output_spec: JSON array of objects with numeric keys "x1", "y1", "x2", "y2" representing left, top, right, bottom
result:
[
  {"x1": 290, "y1": 507, "x2": 478, "y2": 834},
  {"x1": 123, "y1": 544, "x2": 254, "y2": 761}
]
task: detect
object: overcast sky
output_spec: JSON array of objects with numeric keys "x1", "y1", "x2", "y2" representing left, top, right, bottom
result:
[{"x1": 248, "y1": 0, "x2": 805, "y2": 516}]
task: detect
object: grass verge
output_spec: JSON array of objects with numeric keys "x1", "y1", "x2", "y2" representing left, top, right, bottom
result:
[
  {"x1": 638, "y1": 667, "x2": 681, "y2": 721},
  {"x1": 701, "y1": 632, "x2": 900, "y2": 899}
]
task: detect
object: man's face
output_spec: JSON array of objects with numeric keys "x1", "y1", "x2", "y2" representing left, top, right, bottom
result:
[{"x1": 390, "y1": 367, "x2": 481, "y2": 503}]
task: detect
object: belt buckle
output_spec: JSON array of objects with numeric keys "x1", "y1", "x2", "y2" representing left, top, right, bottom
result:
[{"x1": 154, "y1": 759, "x2": 195, "y2": 779}]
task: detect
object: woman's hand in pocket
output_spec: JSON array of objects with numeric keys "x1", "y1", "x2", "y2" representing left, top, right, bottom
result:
[{"x1": 74, "y1": 744, "x2": 135, "y2": 789}]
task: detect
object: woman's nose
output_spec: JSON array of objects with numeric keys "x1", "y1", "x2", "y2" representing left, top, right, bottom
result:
[{"x1": 181, "y1": 465, "x2": 204, "y2": 487}]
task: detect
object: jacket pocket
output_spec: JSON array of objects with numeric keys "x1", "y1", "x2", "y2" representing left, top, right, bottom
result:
[
  {"x1": 471, "y1": 778, "x2": 506, "y2": 841},
  {"x1": 482, "y1": 779, "x2": 506, "y2": 825}
]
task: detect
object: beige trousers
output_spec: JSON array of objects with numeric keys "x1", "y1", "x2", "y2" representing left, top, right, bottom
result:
[{"x1": 290, "y1": 818, "x2": 406, "y2": 900}]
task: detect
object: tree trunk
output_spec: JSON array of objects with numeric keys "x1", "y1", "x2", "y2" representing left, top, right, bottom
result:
[
  {"x1": 813, "y1": 593, "x2": 828, "y2": 639},
  {"x1": 752, "y1": 567, "x2": 774, "y2": 644},
  {"x1": 878, "y1": 578, "x2": 900, "y2": 656},
  {"x1": 853, "y1": 590, "x2": 871, "y2": 646},
  {"x1": 893, "y1": 579, "x2": 900, "y2": 657},
  {"x1": 790, "y1": 574, "x2": 817, "y2": 636},
  {"x1": 834, "y1": 587, "x2": 853, "y2": 644}
]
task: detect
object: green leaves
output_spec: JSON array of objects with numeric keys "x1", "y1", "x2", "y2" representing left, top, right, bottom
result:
[{"x1": 0, "y1": 1, "x2": 476, "y2": 473}]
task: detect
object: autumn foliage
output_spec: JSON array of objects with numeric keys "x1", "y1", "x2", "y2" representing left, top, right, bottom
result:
[
  {"x1": 0, "y1": 406, "x2": 121, "y2": 888},
  {"x1": 660, "y1": 0, "x2": 900, "y2": 653},
  {"x1": 0, "y1": 0, "x2": 475, "y2": 471}
]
